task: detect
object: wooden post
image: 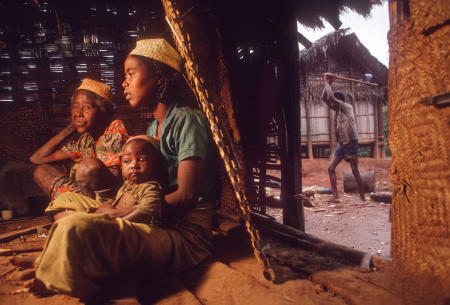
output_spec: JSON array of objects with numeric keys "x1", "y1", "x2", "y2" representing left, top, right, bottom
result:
[
  {"x1": 328, "y1": 59, "x2": 337, "y2": 157},
  {"x1": 304, "y1": 89, "x2": 313, "y2": 159},
  {"x1": 350, "y1": 61, "x2": 358, "y2": 128},
  {"x1": 280, "y1": 10, "x2": 304, "y2": 231},
  {"x1": 328, "y1": 109, "x2": 336, "y2": 157},
  {"x1": 378, "y1": 99, "x2": 385, "y2": 159},
  {"x1": 374, "y1": 98, "x2": 380, "y2": 158}
]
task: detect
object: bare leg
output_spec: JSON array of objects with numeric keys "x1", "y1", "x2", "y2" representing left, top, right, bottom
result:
[
  {"x1": 33, "y1": 164, "x2": 66, "y2": 195},
  {"x1": 349, "y1": 158, "x2": 365, "y2": 202},
  {"x1": 75, "y1": 157, "x2": 120, "y2": 199},
  {"x1": 328, "y1": 154, "x2": 344, "y2": 200},
  {"x1": 9, "y1": 254, "x2": 39, "y2": 269}
]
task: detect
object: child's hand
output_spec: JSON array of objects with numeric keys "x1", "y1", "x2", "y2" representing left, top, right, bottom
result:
[{"x1": 86, "y1": 207, "x2": 97, "y2": 213}]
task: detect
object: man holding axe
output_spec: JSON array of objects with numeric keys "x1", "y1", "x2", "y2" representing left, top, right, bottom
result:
[{"x1": 321, "y1": 73, "x2": 365, "y2": 203}]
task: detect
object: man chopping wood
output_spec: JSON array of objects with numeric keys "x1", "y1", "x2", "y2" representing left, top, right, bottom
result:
[{"x1": 321, "y1": 73, "x2": 365, "y2": 203}]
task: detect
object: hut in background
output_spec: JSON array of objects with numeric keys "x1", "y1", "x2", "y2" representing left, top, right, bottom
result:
[{"x1": 299, "y1": 29, "x2": 388, "y2": 159}]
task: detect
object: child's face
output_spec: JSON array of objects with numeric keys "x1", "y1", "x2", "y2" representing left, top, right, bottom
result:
[
  {"x1": 121, "y1": 140, "x2": 155, "y2": 183},
  {"x1": 71, "y1": 91, "x2": 100, "y2": 133}
]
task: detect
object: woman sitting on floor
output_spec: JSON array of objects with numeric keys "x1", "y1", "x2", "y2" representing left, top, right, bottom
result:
[
  {"x1": 12, "y1": 38, "x2": 218, "y2": 302},
  {"x1": 30, "y1": 78, "x2": 129, "y2": 204}
]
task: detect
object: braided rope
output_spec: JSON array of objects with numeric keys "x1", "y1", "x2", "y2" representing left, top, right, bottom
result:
[{"x1": 162, "y1": 0, "x2": 273, "y2": 278}]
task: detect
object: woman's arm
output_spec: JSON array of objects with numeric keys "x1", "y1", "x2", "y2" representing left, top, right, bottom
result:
[
  {"x1": 164, "y1": 158, "x2": 204, "y2": 212},
  {"x1": 30, "y1": 124, "x2": 76, "y2": 164}
]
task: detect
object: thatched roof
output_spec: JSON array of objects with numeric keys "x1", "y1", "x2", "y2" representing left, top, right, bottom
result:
[
  {"x1": 299, "y1": 29, "x2": 388, "y2": 86},
  {"x1": 294, "y1": 0, "x2": 384, "y2": 30}
]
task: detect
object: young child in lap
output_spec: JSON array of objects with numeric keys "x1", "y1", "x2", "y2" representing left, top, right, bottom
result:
[{"x1": 45, "y1": 136, "x2": 165, "y2": 226}]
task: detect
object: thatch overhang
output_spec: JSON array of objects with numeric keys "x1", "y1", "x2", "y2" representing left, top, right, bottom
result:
[
  {"x1": 299, "y1": 29, "x2": 388, "y2": 86},
  {"x1": 294, "y1": 0, "x2": 383, "y2": 29}
]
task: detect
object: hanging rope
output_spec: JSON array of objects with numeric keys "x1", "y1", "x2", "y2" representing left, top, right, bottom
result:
[{"x1": 161, "y1": 0, "x2": 274, "y2": 280}]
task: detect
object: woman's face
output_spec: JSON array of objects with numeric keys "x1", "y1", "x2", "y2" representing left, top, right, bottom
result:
[
  {"x1": 71, "y1": 91, "x2": 100, "y2": 133},
  {"x1": 122, "y1": 56, "x2": 159, "y2": 109}
]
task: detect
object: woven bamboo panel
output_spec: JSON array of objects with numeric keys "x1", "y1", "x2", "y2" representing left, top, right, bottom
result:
[
  {"x1": 388, "y1": 0, "x2": 450, "y2": 290},
  {"x1": 409, "y1": 0, "x2": 450, "y2": 34}
]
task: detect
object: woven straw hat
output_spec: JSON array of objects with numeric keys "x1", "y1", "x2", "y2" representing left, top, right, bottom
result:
[
  {"x1": 76, "y1": 78, "x2": 113, "y2": 103},
  {"x1": 129, "y1": 39, "x2": 182, "y2": 73},
  {"x1": 125, "y1": 135, "x2": 159, "y2": 147}
]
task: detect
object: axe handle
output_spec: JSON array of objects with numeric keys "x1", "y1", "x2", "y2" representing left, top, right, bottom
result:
[{"x1": 334, "y1": 75, "x2": 379, "y2": 87}]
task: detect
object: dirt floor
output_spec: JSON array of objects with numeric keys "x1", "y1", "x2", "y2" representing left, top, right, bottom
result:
[
  {"x1": 1, "y1": 158, "x2": 447, "y2": 305},
  {"x1": 268, "y1": 158, "x2": 392, "y2": 258}
]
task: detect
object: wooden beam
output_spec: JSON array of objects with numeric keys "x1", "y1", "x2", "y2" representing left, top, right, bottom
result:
[
  {"x1": 297, "y1": 32, "x2": 312, "y2": 49},
  {"x1": 0, "y1": 223, "x2": 51, "y2": 243}
]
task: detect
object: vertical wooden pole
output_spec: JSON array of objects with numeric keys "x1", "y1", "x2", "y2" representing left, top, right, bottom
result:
[
  {"x1": 350, "y1": 61, "x2": 358, "y2": 127},
  {"x1": 280, "y1": 8, "x2": 303, "y2": 231},
  {"x1": 304, "y1": 88, "x2": 313, "y2": 159},
  {"x1": 378, "y1": 99, "x2": 385, "y2": 159},
  {"x1": 374, "y1": 98, "x2": 380, "y2": 158},
  {"x1": 328, "y1": 109, "x2": 336, "y2": 156},
  {"x1": 328, "y1": 58, "x2": 337, "y2": 157}
]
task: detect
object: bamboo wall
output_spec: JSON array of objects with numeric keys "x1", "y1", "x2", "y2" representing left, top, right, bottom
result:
[
  {"x1": 0, "y1": 1, "x2": 163, "y2": 162},
  {"x1": 388, "y1": 0, "x2": 450, "y2": 297}
]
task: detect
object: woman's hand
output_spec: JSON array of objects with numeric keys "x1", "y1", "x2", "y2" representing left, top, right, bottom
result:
[{"x1": 94, "y1": 203, "x2": 117, "y2": 216}]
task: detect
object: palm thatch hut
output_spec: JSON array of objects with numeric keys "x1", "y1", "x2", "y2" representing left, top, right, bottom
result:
[{"x1": 299, "y1": 29, "x2": 388, "y2": 159}]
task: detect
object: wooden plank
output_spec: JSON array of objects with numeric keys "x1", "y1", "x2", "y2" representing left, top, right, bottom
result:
[
  {"x1": 311, "y1": 269, "x2": 404, "y2": 305},
  {"x1": 0, "y1": 223, "x2": 51, "y2": 243},
  {"x1": 0, "y1": 246, "x2": 43, "y2": 256}
]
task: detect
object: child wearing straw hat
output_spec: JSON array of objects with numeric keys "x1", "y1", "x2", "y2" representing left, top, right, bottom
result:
[{"x1": 30, "y1": 78, "x2": 129, "y2": 208}]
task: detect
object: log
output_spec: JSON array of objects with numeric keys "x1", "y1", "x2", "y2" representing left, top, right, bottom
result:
[
  {"x1": 250, "y1": 212, "x2": 372, "y2": 269},
  {"x1": 370, "y1": 192, "x2": 392, "y2": 204},
  {"x1": 343, "y1": 170, "x2": 375, "y2": 193}
]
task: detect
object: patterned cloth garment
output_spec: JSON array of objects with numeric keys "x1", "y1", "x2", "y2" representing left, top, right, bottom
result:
[{"x1": 49, "y1": 120, "x2": 129, "y2": 200}]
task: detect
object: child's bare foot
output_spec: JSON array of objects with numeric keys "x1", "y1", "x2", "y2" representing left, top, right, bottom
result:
[
  {"x1": 8, "y1": 268, "x2": 35, "y2": 282},
  {"x1": 24, "y1": 277, "x2": 54, "y2": 297},
  {"x1": 9, "y1": 254, "x2": 38, "y2": 269}
]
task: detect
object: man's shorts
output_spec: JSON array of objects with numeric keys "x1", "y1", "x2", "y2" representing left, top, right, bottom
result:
[{"x1": 334, "y1": 140, "x2": 359, "y2": 161}]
